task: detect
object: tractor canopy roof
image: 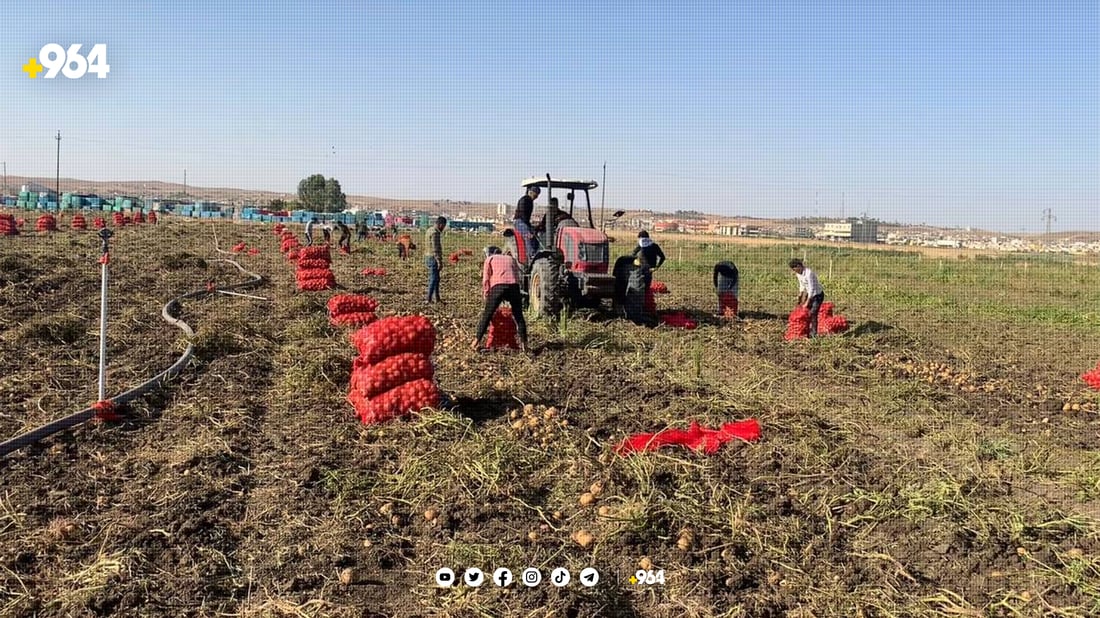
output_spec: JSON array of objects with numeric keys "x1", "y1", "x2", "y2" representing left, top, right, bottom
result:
[{"x1": 522, "y1": 177, "x2": 598, "y2": 191}]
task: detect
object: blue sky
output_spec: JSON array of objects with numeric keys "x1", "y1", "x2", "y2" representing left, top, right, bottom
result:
[{"x1": 1, "y1": 1, "x2": 1097, "y2": 232}]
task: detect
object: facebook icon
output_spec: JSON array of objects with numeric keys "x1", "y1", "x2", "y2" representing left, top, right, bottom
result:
[{"x1": 493, "y1": 568, "x2": 514, "y2": 587}]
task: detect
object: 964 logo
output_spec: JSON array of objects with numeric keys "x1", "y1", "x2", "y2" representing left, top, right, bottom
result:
[{"x1": 23, "y1": 44, "x2": 110, "y2": 79}]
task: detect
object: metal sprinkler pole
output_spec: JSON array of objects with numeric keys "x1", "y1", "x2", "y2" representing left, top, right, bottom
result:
[{"x1": 97, "y1": 228, "x2": 114, "y2": 401}]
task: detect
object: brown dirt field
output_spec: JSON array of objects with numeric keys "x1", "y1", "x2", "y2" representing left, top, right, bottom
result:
[{"x1": 1, "y1": 211, "x2": 1099, "y2": 617}]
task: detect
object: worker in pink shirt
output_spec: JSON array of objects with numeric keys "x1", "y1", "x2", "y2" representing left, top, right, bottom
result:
[{"x1": 472, "y1": 246, "x2": 529, "y2": 353}]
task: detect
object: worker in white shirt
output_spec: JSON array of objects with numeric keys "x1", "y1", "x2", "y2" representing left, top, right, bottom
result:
[{"x1": 789, "y1": 258, "x2": 825, "y2": 338}]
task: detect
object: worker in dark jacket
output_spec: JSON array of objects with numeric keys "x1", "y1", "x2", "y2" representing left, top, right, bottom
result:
[
  {"x1": 713, "y1": 261, "x2": 739, "y2": 317},
  {"x1": 513, "y1": 185, "x2": 541, "y2": 256},
  {"x1": 336, "y1": 221, "x2": 352, "y2": 253},
  {"x1": 631, "y1": 230, "x2": 666, "y2": 289}
]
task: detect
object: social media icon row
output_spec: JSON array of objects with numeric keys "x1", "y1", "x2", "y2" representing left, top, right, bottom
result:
[{"x1": 435, "y1": 567, "x2": 599, "y2": 588}]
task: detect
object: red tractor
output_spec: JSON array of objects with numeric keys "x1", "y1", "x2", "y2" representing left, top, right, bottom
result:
[{"x1": 504, "y1": 176, "x2": 617, "y2": 317}]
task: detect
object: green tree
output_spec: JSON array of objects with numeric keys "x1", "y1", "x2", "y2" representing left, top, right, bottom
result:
[
  {"x1": 297, "y1": 174, "x2": 347, "y2": 212},
  {"x1": 270, "y1": 198, "x2": 287, "y2": 210}
]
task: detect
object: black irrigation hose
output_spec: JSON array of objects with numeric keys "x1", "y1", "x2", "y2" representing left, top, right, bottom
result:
[{"x1": 0, "y1": 257, "x2": 265, "y2": 459}]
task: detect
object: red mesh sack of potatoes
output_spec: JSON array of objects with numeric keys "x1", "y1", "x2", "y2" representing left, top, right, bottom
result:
[
  {"x1": 295, "y1": 267, "x2": 333, "y2": 281},
  {"x1": 35, "y1": 215, "x2": 58, "y2": 232},
  {"x1": 448, "y1": 252, "x2": 461, "y2": 264},
  {"x1": 298, "y1": 246, "x2": 331, "y2": 262},
  {"x1": 0, "y1": 214, "x2": 17, "y2": 236},
  {"x1": 819, "y1": 302, "x2": 835, "y2": 319},
  {"x1": 351, "y1": 315, "x2": 436, "y2": 364},
  {"x1": 113, "y1": 212, "x2": 126, "y2": 226},
  {"x1": 280, "y1": 238, "x2": 301, "y2": 253},
  {"x1": 231, "y1": 241, "x2": 247, "y2": 253},
  {"x1": 659, "y1": 312, "x2": 698, "y2": 330},
  {"x1": 132, "y1": 212, "x2": 146, "y2": 223},
  {"x1": 650, "y1": 281, "x2": 669, "y2": 294},
  {"x1": 357, "y1": 378, "x2": 440, "y2": 424},
  {"x1": 70, "y1": 214, "x2": 87, "y2": 230},
  {"x1": 785, "y1": 306, "x2": 812, "y2": 340},
  {"x1": 486, "y1": 308, "x2": 518, "y2": 349},
  {"x1": 332, "y1": 312, "x2": 377, "y2": 327},
  {"x1": 327, "y1": 294, "x2": 380, "y2": 317},
  {"x1": 147, "y1": 211, "x2": 157, "y2": 224},
  {"x1": 93, "y1": 217, "x2": 106, "y2": 229},
  {"x1": 719, "y1": 292, "x2": 738, "y2": 318},
  {"x1": 273, "y1": 223, "x2": 285, "y2": 234},
  {"x1": 350, "y1": 353, "x2": 434, "y2": 398},
  {"x1": 1082, "y1": 363, "x2": 1100, "y2": 391},
  {"x1": 819, "y1": 315, "x2": 850, "y2": 335},
  {"x1": 298, "y1": 258, "x2": 334, "y2": 270},
  {"x1": 286, "y1": 248, "x2": 300, "y2": 261},
  {"x1": 296, "y1": 268, "x2": 336, "y2": 291}
]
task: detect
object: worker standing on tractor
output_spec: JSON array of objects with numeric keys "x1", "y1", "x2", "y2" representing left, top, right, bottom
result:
[
  {"x1": 336, "y1": 221, "x2": 352, "y2": 253},
  {"x1": 514, "y1": 185, "x2": 541, "y2": 254},
  {"x1": 472, "y1": 246, "x2": 529, "y2": 353},
  {"x1": 304, "y1": 217, "x2": 318, "y2": 246},
  {"x1": 789, "y1": 258, "x2": 825, "y2": 337},
  {"x1": 713, "y1": 261, "x2": 740, "y2": 318},
  {"x1": 424, "y1": 216, "x2": 446, "y2": 304}
]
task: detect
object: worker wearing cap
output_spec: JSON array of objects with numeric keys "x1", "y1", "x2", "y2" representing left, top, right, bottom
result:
[{"x1": 514, "y1": 185, "x2": 541, "y2": 255}]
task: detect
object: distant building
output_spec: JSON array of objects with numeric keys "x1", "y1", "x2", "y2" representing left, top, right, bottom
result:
[
  {"x1": 820, "y1": 218, "x2": 879, "y2": 243},
  {"x1": 793, "y1": 227, "x2": 815, "y2": 238},
  {"x1": 654, "y1": 221, "x2": 679, "y2": 232}
]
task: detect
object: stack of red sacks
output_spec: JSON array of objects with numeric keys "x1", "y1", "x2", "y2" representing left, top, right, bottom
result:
[
  {"x1": 147, "y1": 211, "x2": 158, "y2": 224},
  {"x1": 273, "y1": 223, "x2": 285, "y2": 235},
  {"x1": 486, "y1": 308, "x2": 519, "y2": 349},
  {"x1": 817, "y1": 303, "x2": 849, "y2": 334},
  {"x1": 650, "y1": 281, "x2": 669, "y2": 294},
  {"x1": 132, "y1": 211, "x2": 146, "y2": 224},
  {"x1": 93, "y1": 217, "x2": 106, "y2": 229},
  {"x1": 0, "y1": 214, "x2": 17, "y2": 236},
  {"x1": 112, "y1": 212, "x2": 126, "y2": 226},
  {"x1": 296, "y1": 245, "x2": 336, "y2": 291},
  {"x1": 347, "y1": 315, "x2": 441, "y2": 424},
  {"x1": 35, "y1": 214, "x2": 58, "y2": 232},
  {"x1": 785, "y1": 302, "x2": 850, "y2": 340},
  {"x1": 70, "y1": 213, "x2": 88, "y2": 230},
  {"x1": 327, "y1": 294, "x2": 379, "y2": 327},
  {"x1": 1082, "y1": 362, "x2": 1100, "y2": 391},
  {"x1": 280, "y1": 232, "x2": 301, "y2": 259}
]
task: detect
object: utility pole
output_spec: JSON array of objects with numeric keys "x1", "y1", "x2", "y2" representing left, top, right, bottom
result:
[
  {"x1": 183, "y1": 169, "x2": 187, "y2": 198},
  {"x1": 55, "y1": 131, "x2": 61, "y2": 200},
  {"x1": 600, "y1": 161, "x2": 607, "y2": 230},
  {"x1": 1041, "y1": 208, "x2": 1055, "y2": 235}
]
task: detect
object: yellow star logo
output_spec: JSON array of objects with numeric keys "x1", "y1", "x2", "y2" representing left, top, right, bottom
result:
[
  {"x1": 629, "y1": 575, "x2": 638, "y2": 585},
  {"x1": 23, "y1": 57, "x2": 43, "y2": 79}
]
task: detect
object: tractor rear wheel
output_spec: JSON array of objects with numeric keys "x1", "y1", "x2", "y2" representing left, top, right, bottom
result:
[{"x1": 529, "y1": 258, "x2": 566, "y2": 318}]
